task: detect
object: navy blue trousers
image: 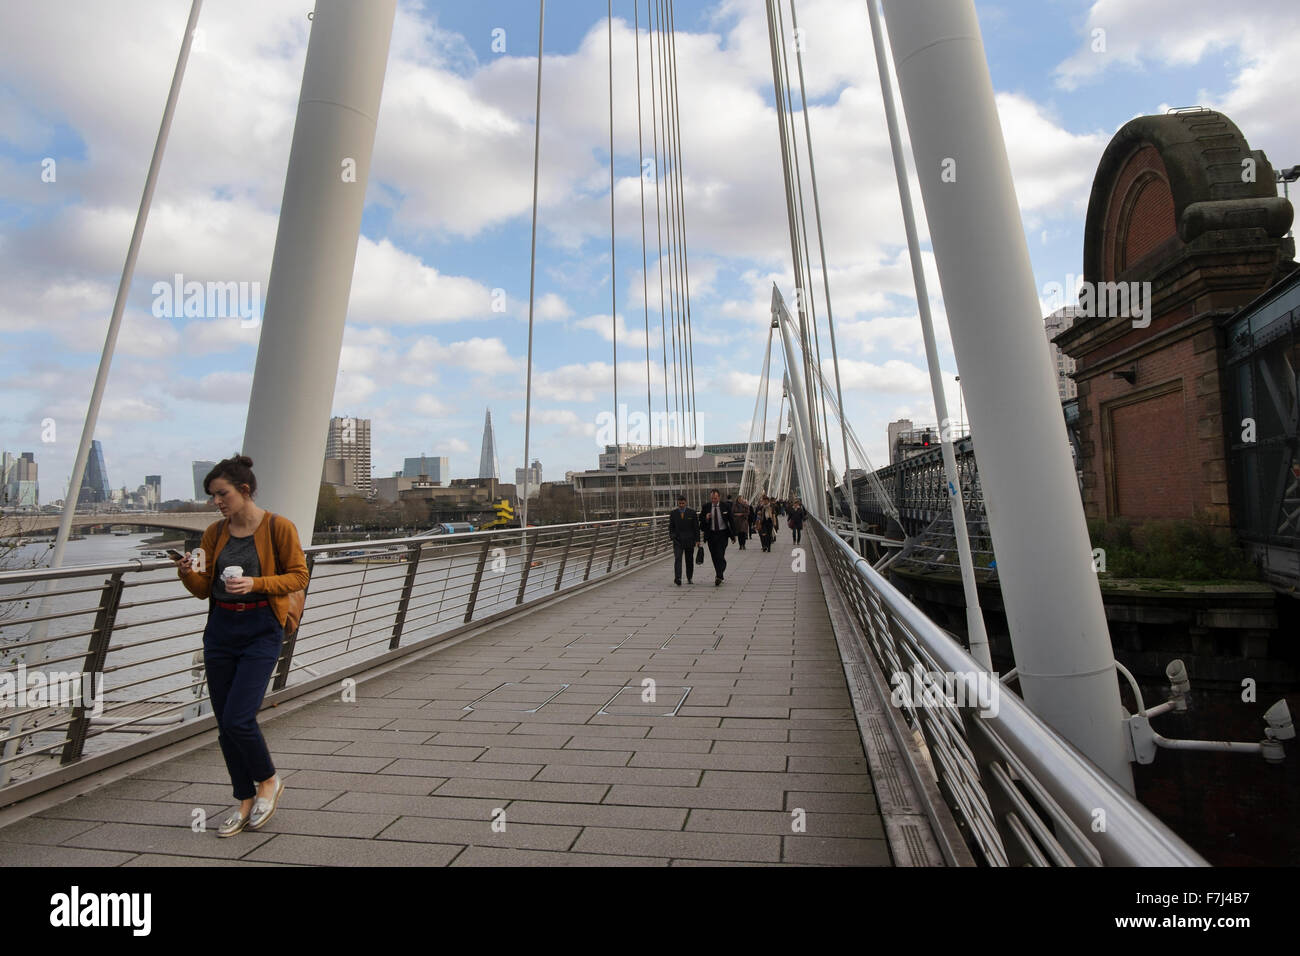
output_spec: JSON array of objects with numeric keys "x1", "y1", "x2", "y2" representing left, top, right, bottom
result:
[{"x1": 203, "y1": 604, "x2": 283, "y2": 800}]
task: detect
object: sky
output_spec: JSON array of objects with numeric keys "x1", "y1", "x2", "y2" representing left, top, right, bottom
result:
[{"x1": 1, "y1": 0, "x2": 1298, "y2": 504}]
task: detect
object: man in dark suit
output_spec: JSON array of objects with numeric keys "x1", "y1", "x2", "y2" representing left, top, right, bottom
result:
[
  {"x1": 667, "y1": 494, "x2": 700, "y2": 586},
  {"x1": 701, "y1": 488, "x2": 735, "y2": 586}
]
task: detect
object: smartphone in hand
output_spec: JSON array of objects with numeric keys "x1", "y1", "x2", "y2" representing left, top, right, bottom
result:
[{"x1": 166, "y1": 549, "x2": 184, "y2": 561}]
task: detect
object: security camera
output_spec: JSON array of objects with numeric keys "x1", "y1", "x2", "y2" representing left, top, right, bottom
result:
[
  {"x1": 1264, "y1": 699, "x2": 1294, "y2": 741},
  {"x1": 1166, "y1": 658, "x2": 1190, "y2": 711}
]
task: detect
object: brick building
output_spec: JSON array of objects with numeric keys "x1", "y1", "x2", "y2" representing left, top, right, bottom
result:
[{"x1": 1055, "y1": 109, "x2": 1295, "y2": 527}]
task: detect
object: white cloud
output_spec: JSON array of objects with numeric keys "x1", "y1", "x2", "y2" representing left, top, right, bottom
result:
[
  {"x1": 179, "y1": 318, "x2": 262, "y2": 355},
  {"x1": 409, "y1": 336, "x2": 519, "y2": 375},
  {"x1": 835, "y1": 358, "x2": 931, "y2": 394},
  {"x1": 333, "y1": 371, "x2": 378, "y2": 408},
  {"x1": 572, "y1": 312, "x2": 649, "y2": 349},
  {"x1": 348, "y1": 238, "x2": 497, "y2": 325},
  {"x1": 164, "y1": 370, "x2": 252, "y2": 405},
  {"x1": 532, "y1": 358, "x2": 671, "y2": 404},
  {"x1": 534, "y1": 361, "x2": 614, "y2": 403},
  {"x1": 412, "y1": 393, "x2": 451, "y2": 417},
  {"x1": 1053, "y1": 1, "x2": 1300, "y2": 162},
  {"x1": 508, "y1": 407, "x2": 595, "y2": 436},
  {"x1": 537, "y1": 292, "x2": 572, "y2": 320}
]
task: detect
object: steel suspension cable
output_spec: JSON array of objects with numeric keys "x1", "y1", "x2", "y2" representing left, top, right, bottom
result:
[
  {"x1": 665, "y1": 0, "x2": 703, "y2": 499},
  {"x1": 865, "y1": 0, "x2": 989, "y2": 663},
  {"x1": 607, "y1": 0, "x2": 621, "y2": 522},
  {"x1": 774, "y1": 0, "x2": 830, "y2": 503},
  {"x1": 653, "y1": 0, "x2": 687, "y2": 500},
  {"x1": 758, "y1": 332, "x2": 774, "y2": 493},
  {"x1": 647, "y1": 0, "x2": 670, "y2": 462},
  {"x1": 776, "y1": 0, "x2": 833, "y2": 501},
  {"x1": 742, "y1": 323, "x2": 776, "y2": 499},
  {"x1": 40, "y1": 0, "x2": 205, "y2": 597},
  {"x1": 648, "y1": 0, "x2": 680, "y2": 497},
  {"x1": 657, "y1": 0, "x2": 686, "y2": 493},
  {"x1": 764, "y1": 0, "x2": 817, "y2": 503},
  {"x1": 788, "y1": 0, "x2": 859, "y2": 545},
  {"x1": 520, "y1": 0, "x2": 546, "y2": 531},
  {"x1": 633, "y1": 0, "x2": 655, "y2": 509}
]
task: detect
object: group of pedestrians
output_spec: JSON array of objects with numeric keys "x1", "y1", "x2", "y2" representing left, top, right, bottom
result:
[{"x1": 668, "y1": 490, "x2": 807, "y2": 584}]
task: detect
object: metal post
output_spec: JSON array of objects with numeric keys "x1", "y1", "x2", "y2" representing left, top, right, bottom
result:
[
  {"x1": 241, "y1": 0, "x2": 397, "y2": 545},
  {"x1": 866, "y1": 0, "x2": 990, "y2": 669},
  {"x1": 388, "y1": 545, "x2": 423, "y2": 650},
  {"x1": 516, "y1": 530, "x2": 538, "y2": 605},
  {"x1": 583, "y1": 525, "x2": 603, "y2": 582},
  {"x1": 521, "y1": 1, "x2": 546, "y2": 532},
  {"x1": 464, "y1": 537, "x2": 492, "y2": 623},
  {"x1": 606, "y1": 523, "x2": 622, "y2": 574},
  {"x1": 880, "y1": 0, "x2": 1131, "y2": 789},
  {"x1": 624, "y1": 523, "x2": 638, "y2": 567},
  {"x1": 555, "y1": 525, "x2": 575, "y2": 591},
  {"x1": 61, "y1": 573, "x2": 124, "y2": 765}
]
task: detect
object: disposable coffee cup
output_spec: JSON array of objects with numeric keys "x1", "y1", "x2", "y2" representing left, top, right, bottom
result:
[{"x1": 222, "y1": 565, "x2": 243, "y2": 582}]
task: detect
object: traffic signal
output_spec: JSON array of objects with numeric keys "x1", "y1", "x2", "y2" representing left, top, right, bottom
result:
[{"x1": 922, "y1": 430, "x2": 932, "y2": 447}]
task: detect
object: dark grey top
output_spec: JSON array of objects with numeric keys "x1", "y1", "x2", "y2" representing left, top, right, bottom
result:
[{"x1": 212, "y1": 532, "x2": 267, "y2": 603}]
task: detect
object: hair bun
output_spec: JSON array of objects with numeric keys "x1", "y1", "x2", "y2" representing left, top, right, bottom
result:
[{"x1": 235, "y1": 454, "x2": 254, "y2": 467}]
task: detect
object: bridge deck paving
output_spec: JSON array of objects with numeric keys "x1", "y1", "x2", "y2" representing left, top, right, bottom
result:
[{"x1": 0, "y1": 531, "x2": 891, "y2": 866}]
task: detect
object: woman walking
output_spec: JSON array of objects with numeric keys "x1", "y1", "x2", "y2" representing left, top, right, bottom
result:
[
  {"x1": 174, "y1": 455, "x2": 309, "y2": 837},
  {"x1": 732, "y1": 497, "x2": 751, "y2": 549},
  {"x1": 787, "y1": 497, "x2": 806, "y2": 545},
  {"x1": 757, "y1": 496, "x2": 776, "y2": 552}
]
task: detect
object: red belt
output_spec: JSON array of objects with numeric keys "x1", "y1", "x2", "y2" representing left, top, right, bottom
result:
[{"x1": 216, "y1": 600, "x2": 269, "y2": 611}]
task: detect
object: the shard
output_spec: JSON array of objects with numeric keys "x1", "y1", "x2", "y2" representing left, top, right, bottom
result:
[{"x1": 477, "y1": 408, "x2": 499, "y2": 481}]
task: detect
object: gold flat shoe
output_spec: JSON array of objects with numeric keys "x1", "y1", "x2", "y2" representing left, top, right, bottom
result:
[
  {"x1": 217, "y1": 807, "x2": 250, "y2": 838},
  {"x1": 247, "y1": 776, "x2": 285, "y2": 831}
]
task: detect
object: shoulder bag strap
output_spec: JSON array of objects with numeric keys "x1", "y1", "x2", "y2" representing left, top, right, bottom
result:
[
  {"x1": 210, "y1": 517, "x2": 230, "y2": 609},
  {"x1": 269, "y1": 512, "x2": 279, "y2": 574}
]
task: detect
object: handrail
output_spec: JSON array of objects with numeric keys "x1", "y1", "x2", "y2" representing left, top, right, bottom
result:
[
  {"x1": 0, "y1": 514, "x2": 662, "y2": 586},
  {"x1": 0, "y1": 515, "x2": 670, "y2": 792},
  {"x1": 809, "y1": 515, "x2": 1206, "y2": 867}
]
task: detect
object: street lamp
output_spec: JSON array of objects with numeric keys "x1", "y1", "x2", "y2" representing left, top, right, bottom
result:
[
  {"x1": 1278, "y1": 165, "x2": 1299, "y2": 239},
  {"x1": 955, "y1": 374, "x2": 964, "y2": 438}
]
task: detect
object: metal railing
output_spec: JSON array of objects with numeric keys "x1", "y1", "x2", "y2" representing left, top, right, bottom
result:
[
  {"x1": 810, "y1": 515, "x2": 1206, "y2": 866},
  {"x1": 0, "y1": 515, "x2": 669, "y2": 793}
]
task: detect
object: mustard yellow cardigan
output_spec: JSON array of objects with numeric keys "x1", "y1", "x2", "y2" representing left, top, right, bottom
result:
[{"x1": 179, "y1": 511, "x2": 309, "y2": 631}]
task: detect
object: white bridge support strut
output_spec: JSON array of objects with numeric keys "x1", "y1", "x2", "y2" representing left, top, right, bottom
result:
[
  {"x1": 880, "y1": 0, "x2": 1133, "y2": 790},
  {"x1": 241, "y1": 0, "x2": 398, "y2": 545},
  {"x1": 773, "y1": 289, "x2": 823, "y2": 520},
  {"x1": 866, "y1": 0, "x2": 990, "y2": 669}
]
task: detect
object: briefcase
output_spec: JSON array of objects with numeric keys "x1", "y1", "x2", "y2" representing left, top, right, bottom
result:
[{"x1": 695, "y1": 544, "x2": 705, "y2": 565}]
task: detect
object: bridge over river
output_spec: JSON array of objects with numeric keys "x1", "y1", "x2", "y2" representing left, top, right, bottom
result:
[
  {"x1": 0, "y1": 512, "x2": 213, "y2": 538},
  {"x1": 0, "y1": 517, "x2": 1199, "y2": 866}
]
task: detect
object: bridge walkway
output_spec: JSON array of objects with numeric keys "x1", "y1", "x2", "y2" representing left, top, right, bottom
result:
[{"x1": 0, "y1": 534, "x2": 890, "y2": 866}]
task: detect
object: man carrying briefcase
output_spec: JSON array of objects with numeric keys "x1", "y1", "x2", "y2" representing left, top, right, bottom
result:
[{"x1": 667, "y1": 494, "x2": 701, "y2": 586}]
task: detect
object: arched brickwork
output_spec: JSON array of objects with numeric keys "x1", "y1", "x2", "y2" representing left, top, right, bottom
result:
[
  {"x1": 1062, "y1": 110, "x2": 1295, "y2": 527},
  {"x1": 1084, "y1": 110, "x2": 1284, "y2": 285}
]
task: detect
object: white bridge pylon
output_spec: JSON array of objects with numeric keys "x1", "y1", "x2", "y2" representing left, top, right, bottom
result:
[{"x1": 740, "y1": 285, "x2": 900, "y2": 542}]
